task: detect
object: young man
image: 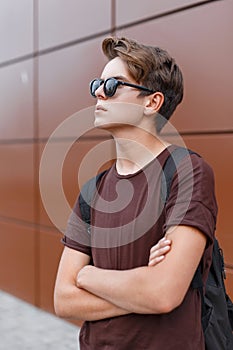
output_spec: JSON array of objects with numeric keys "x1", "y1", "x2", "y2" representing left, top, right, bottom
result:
[{"x1": 54, "y1": 37, "x2": 217, "y2": 349}]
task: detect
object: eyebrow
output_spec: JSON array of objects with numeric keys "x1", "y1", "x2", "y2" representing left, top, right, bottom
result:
[
  {"x1": 113, "y1": 75, "x2": 131, "y2": 82},
  {"x1": 113, "y1": 75, "x2": 127, "y2": 79},
  {"x1": 100, "y1": 75, "x2": 131, "y2": 82}
]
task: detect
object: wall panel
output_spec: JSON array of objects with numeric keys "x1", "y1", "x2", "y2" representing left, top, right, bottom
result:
[
  {"x1": 116, "y1": 0, "x2": 207, "y2": 26},
  {"x1": 38, "y1": 37, "x2": 108, "y2": 138},
  {"x1": 38, "y1": 0, "x2": 111, "y2": 50},
  {"x1": 0, "y1": 61, "x2": 34, "y2": 140},
  {"x1": 117, "y1": 0, "x2": 233, "y2": 132},
  {"x1": 0, "y1": 144, "x2": 34, "y2": 223},
  {"x1": 225, "y1": 272, "x2": 233, "y2": 299},
  {"x1": 0, "y1": 221, "x2": 35, "y2": 304},
  {"x1": 0, "y1": 0, "x2": 33, "y2": 63}
]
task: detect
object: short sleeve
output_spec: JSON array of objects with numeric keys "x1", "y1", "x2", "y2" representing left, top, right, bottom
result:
[
  {"x1": 164, "y1": 153, "x2": 218, "y2": 245},
  {"x1": 62, "y1": 195, "x2": 92, "y2": 257}
]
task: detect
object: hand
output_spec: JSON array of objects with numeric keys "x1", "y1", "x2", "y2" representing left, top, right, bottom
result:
[
  {"x1": 148, "y1": 237, "x2": 172, "y2": 266},
  {"x1": 76, "y1": 265, "x2": 96, "y2": 289}
]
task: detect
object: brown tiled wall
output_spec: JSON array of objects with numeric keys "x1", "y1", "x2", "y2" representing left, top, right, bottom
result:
[{"x1": 0, "y1": 0, "x2": 232, "y2": 319}]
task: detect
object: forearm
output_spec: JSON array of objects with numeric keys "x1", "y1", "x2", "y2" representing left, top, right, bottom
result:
[
  {"x1": 54, "y1": 283, "x2": 130, "y2": 321},
  {"x1": 77, "y1": 265, "x2": 171, "y2": 314}
]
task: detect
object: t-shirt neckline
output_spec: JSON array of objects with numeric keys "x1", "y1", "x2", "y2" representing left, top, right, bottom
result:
[{"x1": 113, "y1": 144, "x2": 175, "y2": 179}]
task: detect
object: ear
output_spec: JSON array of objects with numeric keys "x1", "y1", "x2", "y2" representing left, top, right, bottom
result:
[{"x1": 144, "y1": 92, "x2": 164, "y2": 116}]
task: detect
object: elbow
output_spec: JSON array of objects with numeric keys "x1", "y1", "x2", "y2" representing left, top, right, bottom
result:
[
  {"x1": 54, "y1": 295, "x2": 67, "y2": 318},
  {"x1": 156, "y1": 292, "x2": 184, "y2": 314},
  {"x1": 54, "y1": 306, "x2": 65, "y2": 318},
  {"x1": 145, "y1": 285, "x2": 185, "y2": 314},
  {"x1": 53, "y1": 290, "x2": 72, "y2": 319},
  {"x1": 54, "y1": 304, "x2": 66, "y2": 319},
  {"x1": 157, "y1": 299, "x2": 182, "y2": 314},
  {"x1": 54, "y1": 286, "x2": 85, "y2": 320}
]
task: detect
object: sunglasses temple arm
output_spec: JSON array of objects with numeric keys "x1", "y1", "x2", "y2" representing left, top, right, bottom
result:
[{"x1": 121, "y1": 81, "x2": 154, "y2": 93}]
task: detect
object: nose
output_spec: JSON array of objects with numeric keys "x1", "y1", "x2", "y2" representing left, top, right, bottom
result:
[{"x1": 95, "y1": 84, "x2": 107, "y2": 100}]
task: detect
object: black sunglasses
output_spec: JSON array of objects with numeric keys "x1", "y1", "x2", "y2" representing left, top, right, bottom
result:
[{"x1": 90, "y1": 77, "x2": 154, "y2": 98}]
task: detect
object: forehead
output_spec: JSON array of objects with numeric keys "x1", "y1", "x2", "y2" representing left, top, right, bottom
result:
[{"x1": 101, "y1": 57, "x2": 131, "y2": 79}]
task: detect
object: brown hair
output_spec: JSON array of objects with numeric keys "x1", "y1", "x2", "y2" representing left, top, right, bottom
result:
[{"x1": 102, "y1": 37, "x2": 183, "y2": 131}]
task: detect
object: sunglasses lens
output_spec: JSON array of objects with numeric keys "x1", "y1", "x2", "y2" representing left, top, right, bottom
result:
[
  {"x1": 90, "y1": 78, "x2": 118, "y2": 97},
  {"x1": 104, "y1": 78, "x2": 118, "y2": 97},
  {"x1": 90, "y1": 79, "x2": 102, "y2": 97}
]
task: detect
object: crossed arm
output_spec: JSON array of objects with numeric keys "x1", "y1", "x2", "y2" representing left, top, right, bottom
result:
[{"x1": 54, "y1": 225, "x2": 206, "y2": 321}]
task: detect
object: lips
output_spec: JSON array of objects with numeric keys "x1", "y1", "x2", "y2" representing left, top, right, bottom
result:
[{"x1": 95, "y1": 104, "x2": 107, "y2": 112}]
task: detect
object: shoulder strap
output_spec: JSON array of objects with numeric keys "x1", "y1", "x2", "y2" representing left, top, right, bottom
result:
[
  {"x1": 161, "y1": 148, "x2": 209, "y2": 317},
  {"x1": 161, "y1": 147, "x2": 204, "y2": 289},
  {"x1": 161, "y1": 147, "x2": 199, "y2": 203},
  {"x1": 79, "y1": 170, "x2": 107, "y2": 233}
]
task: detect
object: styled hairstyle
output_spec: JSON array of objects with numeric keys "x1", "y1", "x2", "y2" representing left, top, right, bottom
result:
[{"x1": 102, "y1": 37, "x2": 184, "y2": 131}]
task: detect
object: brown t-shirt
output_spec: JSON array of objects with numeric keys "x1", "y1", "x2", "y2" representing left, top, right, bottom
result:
[{"x1": 63, "y1": 146, "x2": 218, "y2": 350}]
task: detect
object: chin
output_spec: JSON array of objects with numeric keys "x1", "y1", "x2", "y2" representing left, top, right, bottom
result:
[
  {"x1": 94, "y1": 119, "x2": 121, "y2": 133},
  {"x1": 94, "y1": 118, "x2": 111, "y2": 130}
]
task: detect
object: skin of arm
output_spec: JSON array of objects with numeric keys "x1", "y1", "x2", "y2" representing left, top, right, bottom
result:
[
  {"x1": 54, "y1": 246, "x2": 130, "y2": 321},
  {"x1": 76, "y1": 225, "x2": 207, "y2": 314}
]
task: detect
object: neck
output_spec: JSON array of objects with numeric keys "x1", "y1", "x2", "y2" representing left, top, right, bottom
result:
[{"x1": 112, "y1": 127, "x2": 169, "y2": 175}]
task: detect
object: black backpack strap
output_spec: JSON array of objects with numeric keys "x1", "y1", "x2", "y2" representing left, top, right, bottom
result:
[
  {"x1": 79, "y1": 170, "x2": 107, "y2": 233},
  {"x1": 161, "y1": 147, "x2": 205, "y2": 298},
  {"x1": 161, "y1": 147, "x2": 199, "y2": 203}
]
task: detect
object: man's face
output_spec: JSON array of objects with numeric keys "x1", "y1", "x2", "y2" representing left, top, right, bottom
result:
[{"x1": 93, "y1": 57, "x2": 147, "y2": 131}]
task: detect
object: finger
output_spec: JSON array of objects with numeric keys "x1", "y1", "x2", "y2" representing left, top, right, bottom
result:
[
  {"x1": 150, "y1": 239, "x2": 171, "y2": 253},
  {"x1": 150, "y1": 240, "x2": 171, "y2": 256},
  {"x1": 149, "y1": 245, "x2": 171, "y2": 261},
  {"x1": 148, "y1": 255, "x2": 165, "y2": 266}
]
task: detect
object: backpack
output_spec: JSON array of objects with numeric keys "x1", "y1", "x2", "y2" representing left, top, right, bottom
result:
[{"x1": 79, "y1": 146, "x2": 233, "y2": 349}]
